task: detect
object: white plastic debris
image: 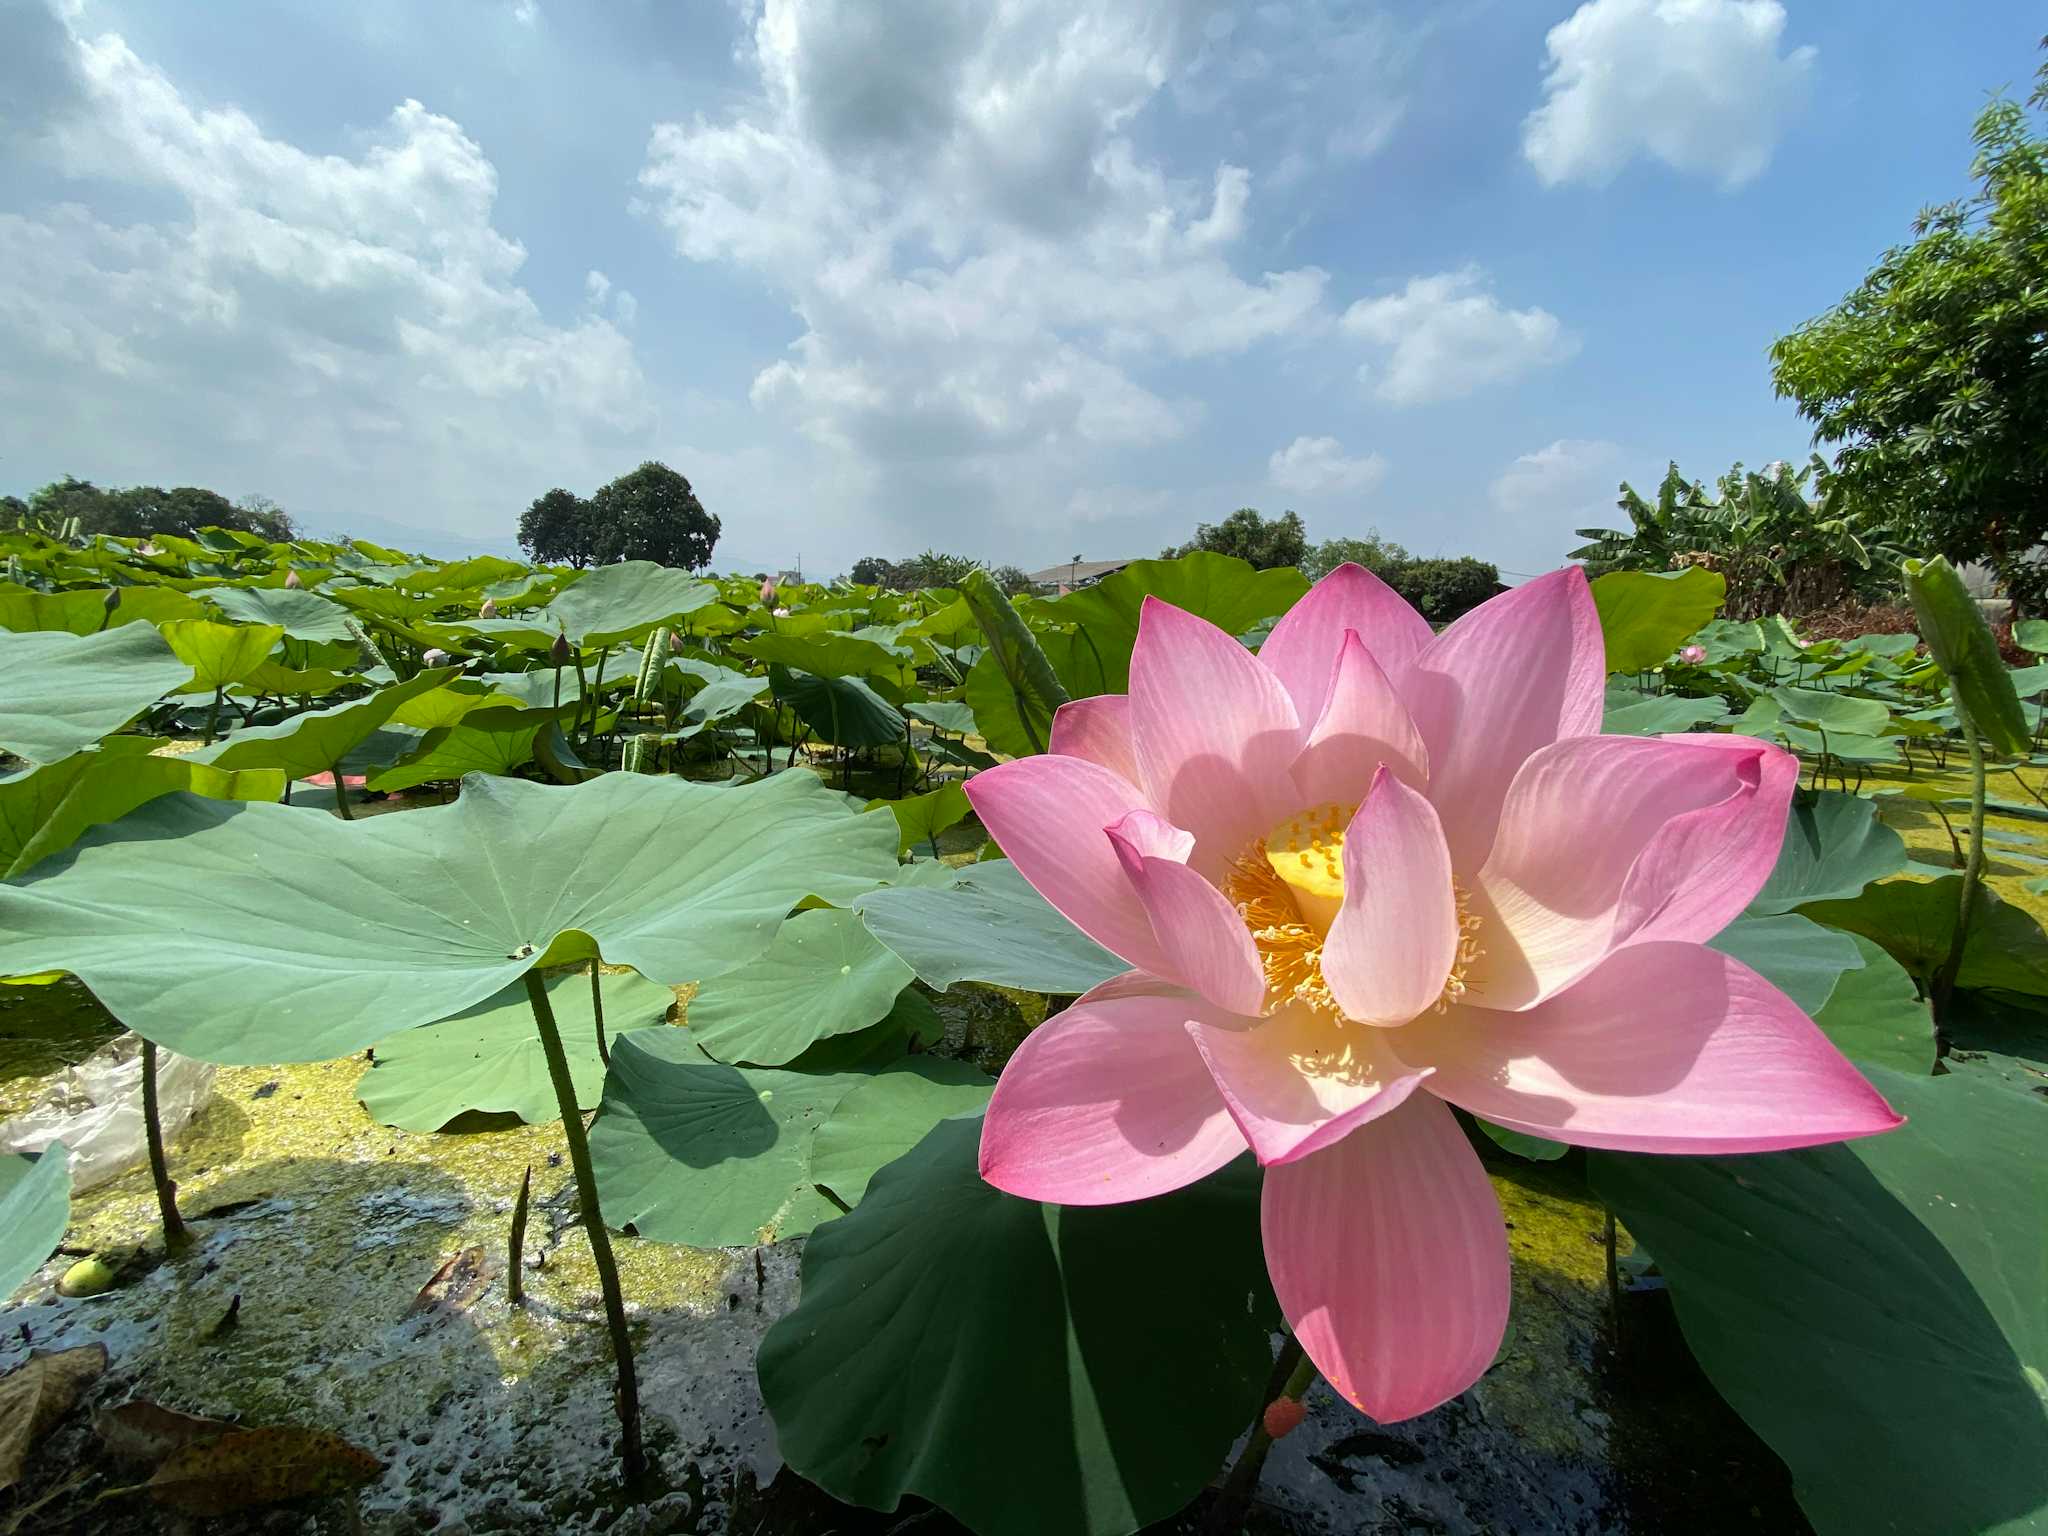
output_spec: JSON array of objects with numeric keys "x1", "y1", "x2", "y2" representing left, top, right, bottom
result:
[{"x1": 0, "y1": 1034, "x2": 216, "y2": 1191}]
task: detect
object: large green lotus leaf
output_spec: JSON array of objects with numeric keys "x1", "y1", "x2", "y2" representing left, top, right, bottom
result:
[
  {"x1": 0, "y1": 769, "x2": 900, "y2": 1062},
  {"x1": 737, "y1": 631, "x2": 913, "y2": 683},
  {"x1": 198, "y1": 586, "x2": 356, "y2": 642},
  {"x1": 1803, "y1": 876, "x2": 2048, "y2": 996},
  {"x1": 772, "y1": 667, "x2": 904, "y2": 748},
  {"x1": 0, "y1": 585, "x2": 205, "y2": 633},
  {"x1": 393, "y1": 555, "x2": 530, "y2": 594},
  {"x1": 758, "y1": 1119, "x2": 1278, "y2": 1536},
  {"x1": 588, "y1": 1026, "x2": 868, "y2": 1245},
  {"x1": 187, "y1": 666, "x2": 457, "y2": 779},
  {"x1": 383, "y1": 682, "x2": 530, "y2": 731},
  {"x1": 0, "y1": 750, "x2": 285, "y2": 878},
  {"x1": 1589, "y1": 567, "x2": 1727, "y2": 672},
  {"x1": 1780, "y1": 724, "x2": 1899, "y2": 765},
  {"x1": 865, "y1": 780, "x2": 972, "y2": 857},
  {"x1": 233, "y1": 661, "x2": 357, "y2": 698},
  {"x1": 964, "y1": 648, "x2": 1052, "y2": 758},
  {"x1": 1706, "y1": 913, "x2": 1862, "y2": 1014},
  {"x1": 365, "y1": 719, "x2": 542, "y2": 791},
  {"x1": 855, "y1": 860, "x2": 1124, "y2": 994},
  {"x1": 1590, "y1": 1068, "x2": 2048, "y2": 1536},
  {"x1": 905, "y1": 700, "x2": 977, "y2": 736},
  {"x1": 680, "y1": 670, "x2": 769, "y2": 730},
  {"x1": 1771, "y1": 685, "x2": 1890, "y2": 737},
  {"x1": 319, "y1": 583, "x2": 441, "y2": 627},
  {"x1": 1749, "y1": 791, "x2": 1909, "y2": 915},
  {"x1": 0, "y1": 1145, "x2": 69, "y2": 1299},
  {"x1": 1600, "y1": 689, "x2": 1729, "y2": 735},
  {"x1": 1032, "y1": 551, "x2": 1308, "y2": 696},
  {"x1": 1811, "y1": 935, "x2": 1936, "y2": 1076},
  {"x1": 358, "y1": 970, "x2": 674, "y2": 1130},
  {"x1": 807, "y1": 1057, "x2": 994, "y2": 1206},
  {"x1": 160, "y1": 619, "x2": 285, "y2": 693},
  {"x1": 686, "y1": 909, "x2": 914, "y2": 1067},
  {"x1": 2015, "y1": 620, "x2": 2048, "y2": 655},
  {"x1": 0, "y1": 625, "x2": 189, "y2": 765},
  {"x1": 1692, "y1": 617, "x2": 1764, "y2": 663},
  {"x1": 542, "y1": 561, "x2": 719, "y2": 646}
]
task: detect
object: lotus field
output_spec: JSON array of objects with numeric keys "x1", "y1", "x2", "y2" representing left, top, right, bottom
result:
[{"x1": 0, "y1": 526, "x2": 2041, "y2": 1533}]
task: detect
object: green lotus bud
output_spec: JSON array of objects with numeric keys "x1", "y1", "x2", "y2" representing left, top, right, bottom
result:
[
  {"x1": 1904, "y1": 556, "x2": 2029, "y2": 754},
  {"x1": 102, "y1": 587, "x2": 120, "y2": 613}
]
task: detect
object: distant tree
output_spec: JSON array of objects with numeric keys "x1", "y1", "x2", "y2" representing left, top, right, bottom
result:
[
  {"x1": 1771, "y1": 49, "x2": 2048, "y2": 608},
  {"x1": 1384, "y1": 557, "x2": 1502, "y2": 623},
  {"x1": 895, "y1": 550, "x2": 981, "y2": 589},
  {"x1": 586, "y1": 461, "x2": 720, "y2": 569},
  {"x1": 519, "y1": 487, "x2": 596, "y2": 567},
  {"x1": 989, "y1": 563, "x2": 1039, "y2": 595},
  {"x1": 1303, "y1": 530, "x2": 1410, "y2": 583},
  {"x1": 849, "y1": 555, "x2": 900, "y2": 587},
  {"x1": 1163, "y1": 508, "x2": 1309, "y2": 570},
  {"x1": 235, "y1": 493, "x2": 296, "y2": 541},
  {"x1": 23, "y1": 478, "x2": 283, "y2": 541},
  {"x1": 0, "y1": 494, "x2": 26, "y2": 527}
]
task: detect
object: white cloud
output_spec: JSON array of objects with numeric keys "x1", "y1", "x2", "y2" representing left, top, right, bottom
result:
[
  {"x1": 0, "y1": 19, "x2": 654, "y2": 541},
  {"x1": 1341, "y1": 267, "x2": 1577, "y2": 405},
  {"x1": 1268, "y1": 435, "x2": 1385, "y2": 496},
  {"x1": 511, "y1": 0, "x2": 540, "y2": 27},
  {"x1": 638, "y1": 0, "x2": 1328, "y2": 485},
  {"x1": 1486, "y1": 438, "x2": 1623, "y2": 570},
  {"x1": 1522, "y1": 0, "x2": 1815, "y2": 190}
]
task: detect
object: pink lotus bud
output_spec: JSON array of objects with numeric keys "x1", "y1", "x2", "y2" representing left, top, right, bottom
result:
[
  {"x1": 137, "y1": 541, "x2": 161, "y2": 557},
  {"x1": 1796, "y1": 637, "x2": 1812, "y2": 649},
  {"x1": 668, "y1": 631, "x2": 684, "y2": 653},
  {"x1": 1678, "y1": 643, "x2": 1706, "y2": 664},
  {"x1": 284, "y1": 569, "x2": 303, "y2": 589},
  {"x1": 479, "y1": 596, "x2": 498, "y2": 618},
  {"x1": 421, "y1": 648, "x2": 452, "y2": 668},
  {"x1": 760, "y1": 576, "x2": 778, "y2": 605},
  {"x1": 551, "y1": 631, "x2": 572, "y2": 666},
  {"x1": 1262, "y1": 1397, "x2": 1307, "y2": 1439}
]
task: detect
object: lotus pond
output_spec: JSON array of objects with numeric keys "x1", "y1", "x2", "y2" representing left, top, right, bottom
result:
[{"x1": 0, "y1": 532, "x2": 2040, "y2": 1534}]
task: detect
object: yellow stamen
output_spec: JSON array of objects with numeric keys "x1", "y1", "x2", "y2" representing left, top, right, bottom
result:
[{"x1": 1223, "y1": 802, "x2": 1485, "y2": 1019}]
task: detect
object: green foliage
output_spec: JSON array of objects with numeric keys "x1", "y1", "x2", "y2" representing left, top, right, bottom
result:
[
  {"x1": 1572, "y1": 457, "x2": 1891, "y2": 619},
  {"x1": 759, "y1": 1120, "x2": 1280, "y2": 1536},
  {"x1": 1591, "y1": 1067, "x2": 2047, "y2": 1536},
  {"x1": 1301, "y1": 528, "x2": 1409, "y2": 582},
  {"x1": 684, "y1": 909, "x2": 916, "y2": 1067},
  {"x1": 0, "y1": 624, "x2": 190, "y2": 766},
  {"x1": 586, "y1": 461, "x2": 720, "y2": 570},
  {"x1": 1771, "y1": 55, "x2": 2048, "y2": 608},
  {"x1": 854, "y1": 860, "x2": 1124, "y2": 994},
  {"x1": 0, "y1": 1145, "x2": 70, "y2": 1299},
  {"x1": 1161, "y1": 506, "x2": 1308, "y2": 570},
  {"x1": 20, "y1": 477, "x2": 295, "y2": 541},
  {"x1": 518, "y1": 487, "x2": 595, "y2": 567},
  {"x1": 1381, "y1": 555, "x2": 1501, "y2": 623},
  {"x1": 1905, "y1": 554, "x2": 2031, "y2": 752},
  {"x1": 1590, "y1": 567, "x2": 1727, "y2": 671}
]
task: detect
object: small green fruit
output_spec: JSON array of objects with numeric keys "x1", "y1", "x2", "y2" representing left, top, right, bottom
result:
[{"x1": 58, "y1": 1255, "x2": 117, "y2": 1297}]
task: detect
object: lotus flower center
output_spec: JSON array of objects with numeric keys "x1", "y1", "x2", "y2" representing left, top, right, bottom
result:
[{"x1": 1222, "y1": 801, "x2": 1484, "y2": 1019}]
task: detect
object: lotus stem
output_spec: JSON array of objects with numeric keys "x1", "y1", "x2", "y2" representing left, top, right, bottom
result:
[
  {"x1": 590, "y1": 959, "x2": 610, "y2": 1066},
  {"x1": 202, "y1": 686, "x2": 223, "y2": 747},
  {"x1": 140, "y1": 1039, "x2": 191, "y2": 1254},
  {"x1": 331, "y1": 763, "x2": 354, "y2": 820},
  {"x1": 507, "y1": 1163, "x2": 532, "y2": 1307},
  {"x1": 522, "y1": 971, "x2": 646, "y2": 1486},
  {"x1": 1932, "y1": 713, "x2": 1986, "y2": 1024},
  {"x1": 1200, "y1": 1334, "x2": 1319, "y2": 1535}
]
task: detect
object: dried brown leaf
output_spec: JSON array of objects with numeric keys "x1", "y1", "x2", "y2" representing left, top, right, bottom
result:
[
  {"x1": 95, "y1": 1399, "x2": 231, "y2": 1468},
  {"x1": 145, "y1": 1425, "x2": 384, "y2": 1515},
  {"x1": 403, "y1": 1244, "x2": 495, "y2": 1320},
  {"x1": 0, "y1": 1345, "x2": 106, "y2": 1490}
]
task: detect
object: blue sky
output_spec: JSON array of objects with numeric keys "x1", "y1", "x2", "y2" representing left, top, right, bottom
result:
[{"x1": 0, "y1": 0, "x2": 2037, "y2": 575}]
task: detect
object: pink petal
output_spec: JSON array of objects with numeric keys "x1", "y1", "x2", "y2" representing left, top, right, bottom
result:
[
  {"x1": 1401, "y1": 567, "x2": 1604, "y2": 870},
  {"x1": 1396, "y1": 942, "x2": 1905, "y2": 1152},
  {"x1": 1322, "y1": 767, "x2": 1458, "y2": 1026},
  {"x1": 1129, "y1": 597, "x2": 1303, "y2": 877},
  {"x1": 1290, "y1": 632, "x2": 1428, "y2": 806},
  {"x1": 1049, "y1": 694, "x2": 1138, "y2": 785},
  {"x1": 1259, "y1": 563, "x2": 1433, "y2": 721},
  {"x1": 1187, "y1": 1002, "x2": 1432, "y2": 1165},
  {"x1": 1263, "y1": 1093, "x2": 1509, "y2": 1421},
  {"x1": 1107, "y1": 812, "x2": 1269, "y2": 1017},
  {"x1": 1471, "y1": 734, "x2": 1800, "y2": 1008},
  {"x1": 963, "y1": 754, "x2": 1173, "y2": 977},
  {"x1": 979, "y1": 975, "x2": 1248, "y2": 1204}
]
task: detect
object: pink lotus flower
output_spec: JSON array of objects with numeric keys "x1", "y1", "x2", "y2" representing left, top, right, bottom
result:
[
  {"x1": 1678, "y1": 643, "x2": 1707, "y2": 664},
  {"x1": 963, "y1": 565, "x2": 1900, "y2": 1422},
  {"x1": 480, "y1": 597, "x2": 498, "y2": 618},
  {"x1": 284, "y1": 568, "x2": 303, "y2": 589}
]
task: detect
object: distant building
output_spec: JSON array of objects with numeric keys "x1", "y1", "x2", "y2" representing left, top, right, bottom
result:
[{"x1": 1025, "y1": 557, "x2": 1135, "y2": 589}]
